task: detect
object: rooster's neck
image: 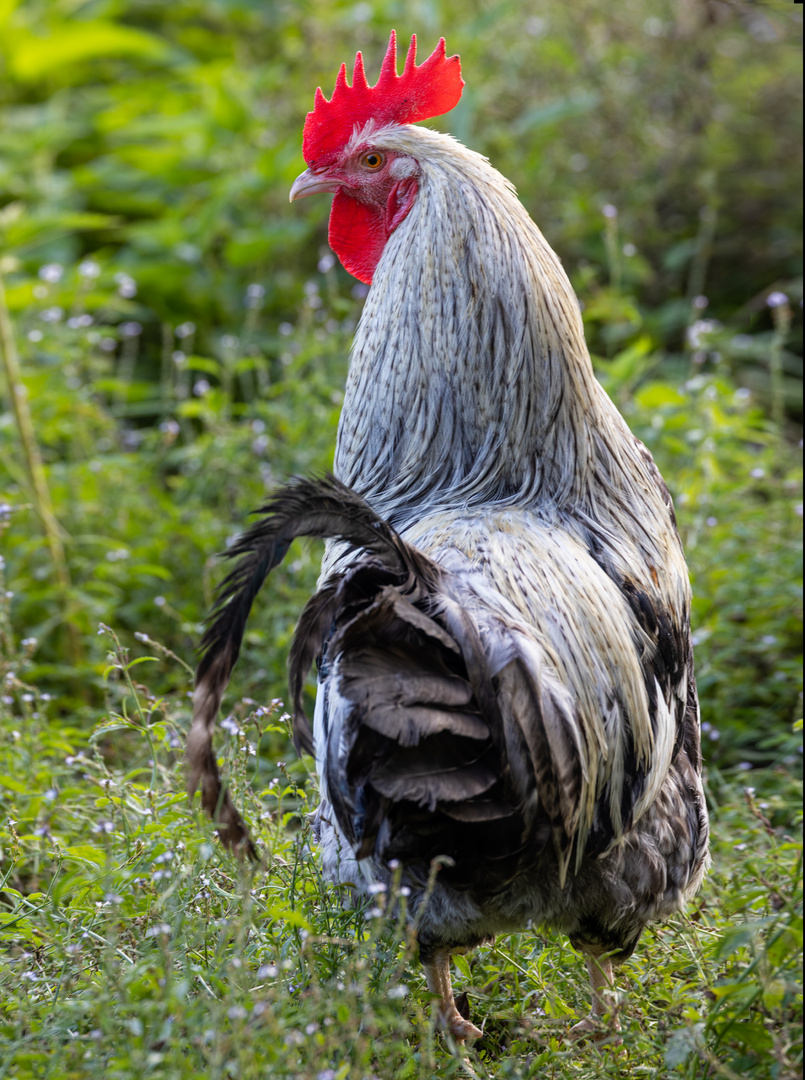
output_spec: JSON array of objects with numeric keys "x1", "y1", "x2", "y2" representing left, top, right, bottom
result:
[{"x1": 332, "y1": 128, "x2": 607, "y2": 530}]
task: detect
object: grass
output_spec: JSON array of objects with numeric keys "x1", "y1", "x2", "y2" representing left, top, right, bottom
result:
[
  {"x1": 0, "y1": 3, "x2": 801, "y2": 1075},
  {"x1": 0, "y1": 608, "x2": 801, "y2": 1079}
]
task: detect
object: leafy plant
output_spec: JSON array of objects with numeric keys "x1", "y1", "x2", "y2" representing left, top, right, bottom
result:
[{"x1": 0, "y1": 1, "x2": 801, "y2": 1077}]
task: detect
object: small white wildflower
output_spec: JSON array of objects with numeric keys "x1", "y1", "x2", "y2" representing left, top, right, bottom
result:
[
  {"x1": 766, "y1": 291, "x2": 788, "y2": 308},
  {"x1": 387, "y1": 984, "x2": 408, "y2": 999},
  {"x1": 119, "y1": 321, "x2": 142, "y2": 337},
  {"x1": 622, "y1": 242, "x2": 637, "y2": 257},
  {"x1": 221, "y1": 716, "x2": 241, "y2": 736},
  {"x1": 750, "y1": 468, "x2": 765, "y2": 479},
  {"x1": 154, "y1": 596, "x2": 166, "y2": 607},
  {"x1": 317, "y1": 253, "x2": 336, "y2": 274},
  {"x1": 78, "y1": 259, "x2": 101, "y2": 278},
  {"x1": 602, "y1": 203, "x2": 618, "y2": 219},
  {"x1": 367, "y1": 882, "x2": 387, "y2": 895},
  {"x1": 38, "y1": 263, "x2": 63, "y2": 283},
  {"x1": 193, "y1": 379, "x2": 210, "y2": 396},
  {"x1": 257, "y1": 964, "x2": 278, "y2": 979},
  {"x1": 40, "y1": 306, "x2": 63, "y2": 323},
  {"x1": 687, "y1": 319, "x2": 719, "y2": 348},
  {"x1": 175, "y1": 321, "x2": 195, "y2": 339},
  {"x1": 114, "y1": 272, "x2": 137, "y2": 298},
  {"x1": 27, "y1": 329, "x2": 43, "y2": 342}
]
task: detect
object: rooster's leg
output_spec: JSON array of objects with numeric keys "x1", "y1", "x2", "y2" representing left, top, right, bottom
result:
[
  {"x1": 423, "y1": 949, "x2": 483, "y2": 1043},
  {"x1": 569, "y1": 953, "x2": 621, "y2": 1039}
]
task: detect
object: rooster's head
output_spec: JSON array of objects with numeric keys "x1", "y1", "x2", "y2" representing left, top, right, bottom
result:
[{"x1": 289, "y1": 31, "x2": 463, "y2": 284}]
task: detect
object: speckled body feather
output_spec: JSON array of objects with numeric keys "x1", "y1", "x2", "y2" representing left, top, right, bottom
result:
[{"x1": 312, "y1": 124, "x2": 709, "y2": 959}]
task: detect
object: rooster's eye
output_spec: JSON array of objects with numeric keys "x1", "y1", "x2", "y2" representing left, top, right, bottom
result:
[{"x1": 360, "y1": 152, "x2": 385, "y2": 170}]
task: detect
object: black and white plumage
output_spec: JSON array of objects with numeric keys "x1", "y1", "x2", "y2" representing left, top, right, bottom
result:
[{"x1": 188, "y1": 35, "x2": 710, "y2": 1042}]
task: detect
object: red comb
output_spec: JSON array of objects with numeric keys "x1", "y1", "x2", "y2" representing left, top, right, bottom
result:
[{"x1": 302, "y1": 31, "x2": 464, "y2": 166}]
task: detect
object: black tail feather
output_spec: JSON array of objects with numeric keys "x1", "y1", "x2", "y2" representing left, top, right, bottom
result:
[{"x1": 188, "y1": 474, "x2": 436, "y2": 851}]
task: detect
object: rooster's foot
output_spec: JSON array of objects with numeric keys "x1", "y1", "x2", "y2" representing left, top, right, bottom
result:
[
  {"x1": 567, "y1": 953, "x2": 622, "y2": 1043},
  {"x1": 423, "y1": 949, "x2": 483, "y2": 1044},
  {"x1": 439, "y1": 1007, "x2": 483, "y2": 1043}
]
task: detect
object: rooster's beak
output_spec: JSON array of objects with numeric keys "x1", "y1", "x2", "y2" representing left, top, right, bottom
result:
[{"x1": 289, "y1": 168, "x2": 341, "y2": 202}]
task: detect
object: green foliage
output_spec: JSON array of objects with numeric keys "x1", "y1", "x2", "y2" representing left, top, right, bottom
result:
[
  {"x1": 0, "y1": 0, "x2": 802, "y2": 1076},
  {"x1": 0, "y1": 631, "x2": 801, "y2": 1079}
]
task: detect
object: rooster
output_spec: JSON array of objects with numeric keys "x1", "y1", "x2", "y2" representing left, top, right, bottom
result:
[{"x1": 188, "y1": 32, "x2": 710, "y2": 1043}]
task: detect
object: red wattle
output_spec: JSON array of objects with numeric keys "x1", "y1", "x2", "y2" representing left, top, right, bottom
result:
[
  {"x1": 327, "y1": 179, "x2": 419, "y2": 285},
  {"x1": 328, "y1": 192, "x2": 387, "y2": 285}
]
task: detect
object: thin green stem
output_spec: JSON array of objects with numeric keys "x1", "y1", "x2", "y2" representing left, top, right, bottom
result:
[{"x1": 0, "y1": 269, "x2": 81, "y2": 661}]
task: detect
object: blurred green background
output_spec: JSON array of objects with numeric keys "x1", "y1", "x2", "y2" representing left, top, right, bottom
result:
[
  {"x1": 0, "y1": 4, "x2": 802, "y2": 1078},
  {"x1": 0, "y1": 0, "x2": 801, "y2": 769}
]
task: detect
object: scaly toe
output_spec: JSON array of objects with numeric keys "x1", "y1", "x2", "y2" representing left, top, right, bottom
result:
[{"x1": 444, "y1": 1011, "x2": 483, "y2": 1043}]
